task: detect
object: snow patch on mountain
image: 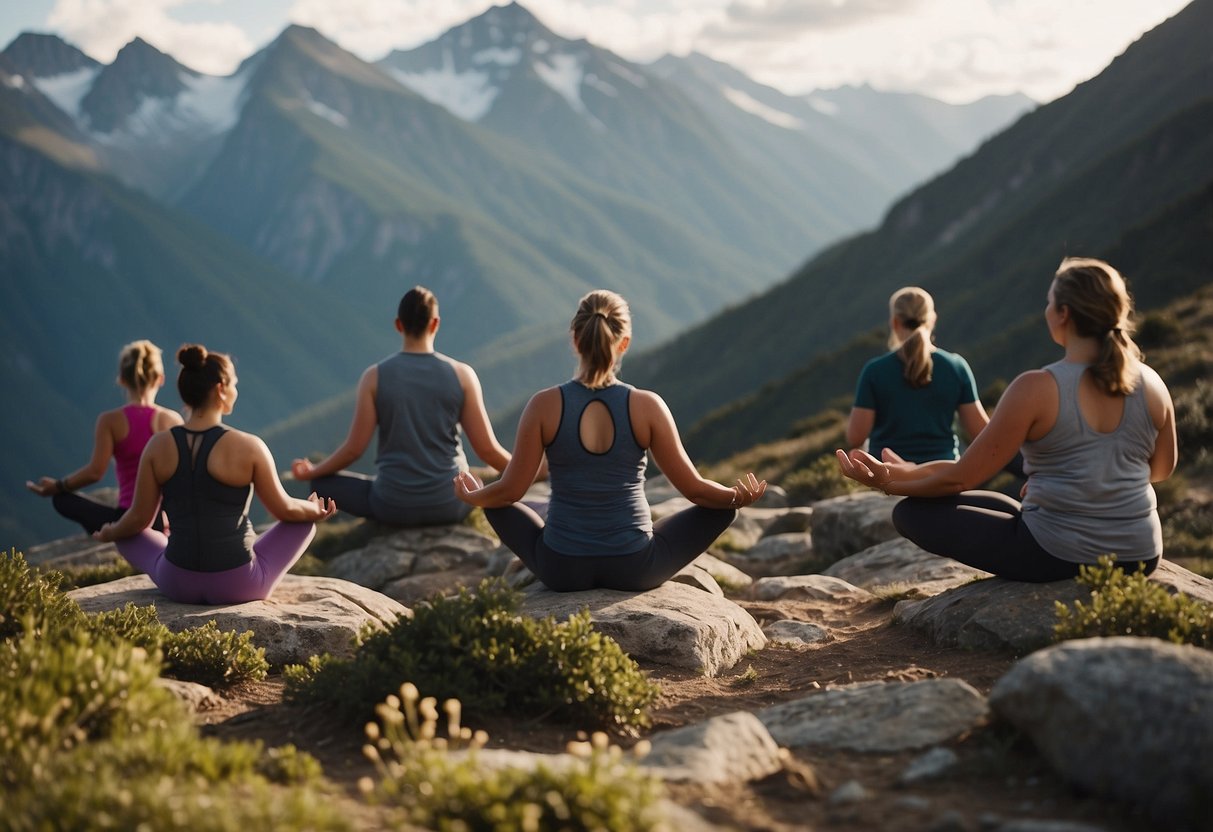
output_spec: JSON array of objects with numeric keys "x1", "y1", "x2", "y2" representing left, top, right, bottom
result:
[
  {"x1": 534, "y1": 53, "x2": 586, "y2": 113},
  {"x1": 806, "y1": 95, "x2": 839, "y2": 116},
  {"x1": 606, "y1": 61, "x2": 646, "y2": 88},
  {"x1": 91, "y1": 70, "x2": 244, "y2": 145},
  {"x1": 32, "y1": 67, "x2": 99, "y2": 119},
  {"x1": 473, "y1": 47, "x2": 522, "y2": 67},
  {"x1": 721, "y1": 86, "x2": 803, "y2": 130},
  {"x1": 306, "y1": 100, "x2": 348, "y2": 128},
  {"x1": 386, "y1": 50, "x2": 499, "y2": 122}
]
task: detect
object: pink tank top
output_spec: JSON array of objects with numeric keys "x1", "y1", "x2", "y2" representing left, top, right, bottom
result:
[{"x1": 114, "y1": 404, "x2": 156, "y2": 508}]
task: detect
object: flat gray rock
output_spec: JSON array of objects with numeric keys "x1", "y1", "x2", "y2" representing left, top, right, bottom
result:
[
  {"x1": 822, "y1": 537, "x2": 989, "y2": 598},
  {"x1": 990, "y1": 637, "x2": 1213, "y2": 829},
  {"x1": 642, "y1": 711, "x2": 783, "y2": 785},
  {"x1": 520, "y1": 582, "x2": 766, "y2": 677},
  {"x1": 756, "y1": 678, "x2": 988, "y2": 752},
  {"x1": 69, "y1": 574, "x2": 408, "y2": 666},
  {"x1": 895, "y1": 559, "x2": 1213, "y2": 653},
  {"x1": 751, "y1": 574, "x2": 873, "y2": 603},
  {"x1": 763, "y1": 620, "x2": 832, "y2": 646}
]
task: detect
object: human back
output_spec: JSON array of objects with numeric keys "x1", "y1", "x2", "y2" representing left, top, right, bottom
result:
[{"x1": 373, "y1": 350, "x2": 468, "y2": 508}]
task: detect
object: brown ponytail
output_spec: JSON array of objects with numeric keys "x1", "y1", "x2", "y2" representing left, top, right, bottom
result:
[
  {"x1": 570, "y1": 290, "x2": 631, "y2": 389},
  {"x1": 889, "y1": 287, "x2": 937, "y2": 389},
  {"x1": 176, "y1": 343, "x2": 234, "y2": 408},
  {"x1": 1052, "y1": 258, "x2": 1141, "y2": 395},
  {"x1": 118, "y1": 340, "x2": 164, "y2": 393},
  {"x1": 398, "y1": 286, "x2": 438, "y2": 337}
]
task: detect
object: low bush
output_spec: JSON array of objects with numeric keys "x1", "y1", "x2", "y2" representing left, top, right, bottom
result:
[
  {"x1": 1054, "y1": 555, "x2": 1213, "y2": 648},
  {"x1": 0, "y1": 550, "x2": 82, "y2": 640},
  {"x1": 361, "y1": 683, "x2": 665, "y2": 832},
  {"x1": 782, "y1": 454, "x2": 860, "y2": 504},
  {"x1": 284, "y1": 579, "x2": 659, "y2": 733},
  {"x1": 49, "y1": 558, "x2": 135, "y2": 590}
]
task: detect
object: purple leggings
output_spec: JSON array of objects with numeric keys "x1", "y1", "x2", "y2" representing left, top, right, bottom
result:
[{"x1": 114, "y1": 521, "x2": 316, "y2": 604}]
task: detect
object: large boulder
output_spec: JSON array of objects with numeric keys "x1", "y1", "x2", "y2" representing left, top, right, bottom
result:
[
  {"x1": 990, "y1": 637, "x2": 1213, "y2": 828},
  {"x1": 730, "y1": 532, "x2": 816, "y2": 576},
  {"x1": 809, "y1": 492, "x2": 901, "y2": 564},
  {"x1": 894, "y1": 560, "x2": 1213, "y2": 653},
  {"x1": 519, "y1": 582, "x2": 766, "y2": 677},
  {"x1": 69, "y1": 574, "x2": 407, "y2": 666},
  {"x1": 756, "y1": 678, "x2": 988, "y2": 752},
  {"x1": 822, "y1": 538, "x2": 990, "y2": 598}
]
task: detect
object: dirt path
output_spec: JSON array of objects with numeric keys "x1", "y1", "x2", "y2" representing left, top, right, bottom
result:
[{"x1": 197, "y1": 593, "x2": 1154, "y2": 831}]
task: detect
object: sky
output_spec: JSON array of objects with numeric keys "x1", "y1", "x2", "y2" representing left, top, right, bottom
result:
[{"x1": 0, "y1": 0, "x2": 1192, "y2": 104}]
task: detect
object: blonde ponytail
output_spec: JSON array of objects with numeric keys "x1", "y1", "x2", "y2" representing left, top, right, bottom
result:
[
  {"x1": 570, "y1": 290, "x2": 631, "y2": 389},
  {"x1": 888, "y1": 287, "x2": 936, "y2": 389},
  {"x1": 118, "y1": 340, "x2": 164, "y2": 394}
]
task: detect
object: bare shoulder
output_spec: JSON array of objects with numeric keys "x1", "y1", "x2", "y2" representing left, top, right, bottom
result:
[
  {"x1": 527, "y1": 385, "x2": 562, "y2": 412},
  {"x1": 1137, "y1": 362, "x2": 1170, "y2": 396},
  {"x1": 155, "y1": 405, "x2": 184, "y2": 427}
]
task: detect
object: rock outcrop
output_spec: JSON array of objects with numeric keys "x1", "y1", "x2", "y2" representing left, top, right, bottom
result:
[
  {"x1": 69, "y1": 574, "x2": 407, "y2": 666},
  {"x1": 991, "y1": 637, "x2": 1213, "y2": 828},
  {"x1": 519, "y1": 581, "x2": 766, "y2": 677}
]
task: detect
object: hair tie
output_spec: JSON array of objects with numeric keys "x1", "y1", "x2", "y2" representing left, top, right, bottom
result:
[
  {"x1": 1107, "y1": 327, "x2": 1122, "y2": 336},
  {"x1": 903, "y1": 318, "x2": 922, "y2": 329}
]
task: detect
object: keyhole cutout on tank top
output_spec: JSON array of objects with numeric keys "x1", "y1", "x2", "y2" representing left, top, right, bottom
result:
[
  {"x1": 185, "y1": 432, "x2": 204, "y2": 468},
  {"x1": 1077, "y1": 370, "x2": 1126, "y2": 434},
  {"x1": 579, "y1": 400, "x2": 615, "y2": 454}
]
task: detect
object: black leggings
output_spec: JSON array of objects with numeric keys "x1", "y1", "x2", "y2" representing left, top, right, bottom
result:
[
  {"x1": 312, "y1": 472, "x2": 470, "y2": 527},
  {"x1": 483, "y1": 502, "x2": 737, "y2": 592},
  {"x1": 892, "y1": 491, "x2": 1158, "y2": 583},
  {"x1": 53, "y1": 491, "x2": 165, "y2": 536}
]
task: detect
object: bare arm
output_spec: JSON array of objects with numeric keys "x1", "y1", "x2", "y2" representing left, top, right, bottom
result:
[
  {"x1": 846, "y1": 407, "x2": 875, "y2": 451},
  {"x1": 454, "y1": 389, "x2": 554, "y2": 508},
  {"x1": 252, "y1": 435, "x2": 338, "y2": 522},
  {"x1": 957, "y1": 400, "x2": 990, "y2": 443},
  {"x1": 455, "y1": 362, "x2": 512, "y2": 473},
  {"x1": 1141, "y1": 365, "x2": 1177, "y2": 482},
  {"x1": 27, "y1": 411, "x2": 118, "y2": 496},
  {"x1": 634, "y1": 390, "x2": 765, "y2": 509},
  {"x1": 292, "y1": 366, "x2": 378, "y2": 480},
  {"x1": 94, "y1": 433, "x2": 171, "y2": 540}
]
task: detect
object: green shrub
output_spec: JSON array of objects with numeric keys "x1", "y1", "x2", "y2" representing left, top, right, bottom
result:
[
  {"x1": 163, "y1": 621, "x2": 269, "y2": 687},
  {"x1": 50, "y1": 558, "x2": 136, "y2": 590},
  {"x1": 1054, "y1": 555, "x2": 1213, "y2": 647},
  {"x1": 782, "y1": 454, "x2": 860, "y2": 505},
  {"x1": 1174, "y1": 379, "x2": 1213, "y2": 466},
  {"x1": 0, "y1": 550, "x2": 84, "y2": 640},
  {"x1": 1135, "y1": 310, "x2": 1184, "y2": 349},
  {"x1": 362, "y1": 684, "x2": 665, "y2": 832},
  {"x1": 285, "y1": 580, "x2": 659, "y2": 733}
]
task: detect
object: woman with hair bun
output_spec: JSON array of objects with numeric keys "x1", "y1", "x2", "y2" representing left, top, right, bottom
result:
[
  {"x1": 836, "y1": 258, "x2": 1177, "y2": 582},
  {"x1": 847, "y1": 286, "x2": 990, "y2": 463},
  {"x1": 95, "y1": 344, "x2": 337, "y2": 604},
  {"x1": 454, "y1": 290, "x2": 766, "y2": 592},
  {"x1": 27, "y1": 340, "x2": 182, "y2": 534}
]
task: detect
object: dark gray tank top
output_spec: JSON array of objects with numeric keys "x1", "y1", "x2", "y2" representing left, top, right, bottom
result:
[
  {"x1": 373, "y1": 351, "x2": 468, "y2": 508},
  {"x1": 1021, "y1": 360, "x2": 1162, "y2": 563},
  {"x1": 543, "y1": 381, "x2": 652, "y2": 555},
  {"x1": 162, "y1": 426, "x2": 256, "y2": 572}
]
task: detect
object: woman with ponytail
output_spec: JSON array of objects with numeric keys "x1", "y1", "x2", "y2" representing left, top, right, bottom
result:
[
  {"x1": 847, "y1": 287, "x2": 990, "y2": 463},
  {"x1": 454, "y1": 290, "x2": 766, "y2": 592},
  {"x1": 27, "y1": 340, "x2": 182, "y2": 534},
  {"x1": 836, "y1": 259, "x2": 1177, "y2": 582},
  {"x1": 95, "y1": 344, "x2": 336, "y2": 603}
]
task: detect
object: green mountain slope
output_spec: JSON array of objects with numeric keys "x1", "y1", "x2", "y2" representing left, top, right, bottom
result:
[{"x1": 631, "y1": 0, "x2": 1213, "y2": 435}]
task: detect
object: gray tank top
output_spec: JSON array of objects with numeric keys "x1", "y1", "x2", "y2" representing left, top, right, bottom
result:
[
  {"x1": 543, "y1": 381, "x2": 653, "y2": 556},
  {"x1": 163, "y1": 426, "x2": 256, "y2": 572},
  {"x1": 373, "y1": 351, "x2": 468, "y2": 508},
  {"x1": 1021, "y1": 360, "x2": 1162, "y2": 563}
]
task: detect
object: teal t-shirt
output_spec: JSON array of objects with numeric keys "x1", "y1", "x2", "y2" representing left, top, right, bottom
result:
[{"x1": 853, "y1": 348, "x2": 979, "y2": 463}]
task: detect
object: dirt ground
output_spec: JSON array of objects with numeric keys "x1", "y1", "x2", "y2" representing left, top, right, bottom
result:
[{"x1": 198, "y1": 590, "x2": 1158, "y2": 832}]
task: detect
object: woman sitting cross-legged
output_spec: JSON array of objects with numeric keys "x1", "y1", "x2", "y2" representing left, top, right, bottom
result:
[
  {"x1": 95, "y1": 344, "x2": 337, "y2": 603},
  {"x1": 835, "y1": 258, "x2": 1177, "y2": 582},
  {"x1": 454, "y1": 289, "x2": 766, "y2": 592}
]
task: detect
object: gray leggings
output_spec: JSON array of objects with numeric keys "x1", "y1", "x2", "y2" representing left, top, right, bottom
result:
[
  {"x1": 312, "y1": 472, "x2": 471, "y2": 527},
  {"x1": 484, "y1": 502, "x2": 737, "y2": 592},
  {"x1": 892, "y1": 491, "x2": 1158, "y2": 583}
]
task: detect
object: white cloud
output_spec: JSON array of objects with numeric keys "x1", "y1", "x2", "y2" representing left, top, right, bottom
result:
[{"x1": 48, "y1": 0, "x2": 254, "y2": 75}]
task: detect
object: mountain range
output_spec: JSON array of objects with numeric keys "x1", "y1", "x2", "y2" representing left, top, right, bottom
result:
[
  {"x1": 634, "y1": 0, "x2": 1213, "y2": 461},
  {"x1": 0, "y1": 2, "x2": 1033, "y2": 545}
]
